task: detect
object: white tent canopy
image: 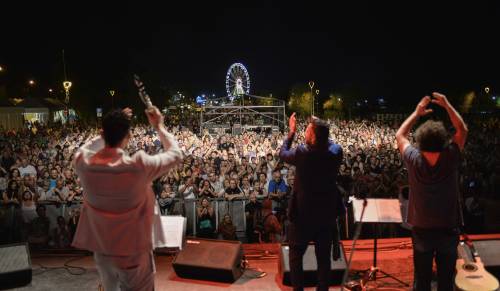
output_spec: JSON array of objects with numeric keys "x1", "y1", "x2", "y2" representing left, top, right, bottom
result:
[
  {"x1": 0, "y1": 97, "x2": 51, "y2": 130},
  {"x1": 0, "y1": 107, "x2": 25, "y2": 130}
]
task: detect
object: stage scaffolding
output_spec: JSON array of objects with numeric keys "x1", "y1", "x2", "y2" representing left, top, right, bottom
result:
[{"x1": 199, "y1": 94, "x2": 286, "y2": 135}]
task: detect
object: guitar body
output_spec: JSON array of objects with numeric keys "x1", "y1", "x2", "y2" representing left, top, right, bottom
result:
[{"x1": 455, "y1": 243, "x2": 499, "y2": 291}]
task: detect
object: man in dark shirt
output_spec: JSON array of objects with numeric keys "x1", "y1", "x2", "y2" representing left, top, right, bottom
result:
[
  {"x1": 218, "y1": 136, "x2": 234, "y2": 151},
  {"x1": 396, "y1": 92, "x2": 468, "y2": 291},
  {"x1": 1, "y1": 149, "x2": 15, "y2": 171},
  {"x1": 224, "y1": 178, "x2": 243, "y2": 200},
  {"x1": 28, "y1": 205, "x2": 50, "y2": 247},
  {"x1": 280, "y1": 113, "x2": 344, "y2": 291},
  {"x1": 245, "y1": 193, "x2": 262, "y2": 243}
]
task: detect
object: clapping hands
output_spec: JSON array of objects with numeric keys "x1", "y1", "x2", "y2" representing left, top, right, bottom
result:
[
  {"x1": 430, "y1": 92, "x2": 450, "y2": 109},
  {"x1": 415, "y1": 92, "x2": 451, "y2": 117},
  {"x1": 289, "y1": 112, "x2": 297, "y2": 134},
  {"x1": 415, "y1": 96, "x2": 433, "y2": 117}
]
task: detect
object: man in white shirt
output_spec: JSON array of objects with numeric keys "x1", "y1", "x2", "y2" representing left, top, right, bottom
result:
[
  {"x1": 207, "y1": 173, "x2": 224, "y2": 197},
  {"x1": 71, "y1": 107, "x2": 182, "y2": 291},
  {"x1": 18, "y1": 158, "x2": 37, "y2": 177}
]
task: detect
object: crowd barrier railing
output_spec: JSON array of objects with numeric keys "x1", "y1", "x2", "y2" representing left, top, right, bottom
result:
[{"x1": 0, "y1": 197, "x2": 258, "y2": 239}]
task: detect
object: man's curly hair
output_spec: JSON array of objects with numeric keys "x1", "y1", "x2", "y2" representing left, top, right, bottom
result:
[{"x1": 414, "y1": 120, "x2": 449, "y2": 152}]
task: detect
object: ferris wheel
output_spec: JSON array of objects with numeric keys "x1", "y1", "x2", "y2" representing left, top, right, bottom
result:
[{"x1": 225, "y1": 63, "x2": 250, "y2": 100}]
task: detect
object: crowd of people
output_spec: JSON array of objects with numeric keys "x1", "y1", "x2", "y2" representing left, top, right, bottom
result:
[{"x1": 0, "y1": 113, "x2": 498, "y2": 247}]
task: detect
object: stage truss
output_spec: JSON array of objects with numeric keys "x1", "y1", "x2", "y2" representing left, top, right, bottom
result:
[{"x1": 199, "y1": 95, "x2": 286, "y2": 135}]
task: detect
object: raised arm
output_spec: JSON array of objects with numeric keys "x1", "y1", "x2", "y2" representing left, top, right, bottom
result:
[
  {"x1": 396, "y1": 96, "x2": 433, "y2": 155},
  {"x1": 431, "y1": 92, "x2": 468, "y2": 151},
  {"x1": 279, "y1": 112, "x2": 297, "y2": 165},
  {"x1": 140, "y1": 107, "x2": 184, "y2": 180}
]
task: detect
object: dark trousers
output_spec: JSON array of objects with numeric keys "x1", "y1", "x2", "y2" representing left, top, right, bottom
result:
[
  {"x1": 288, "y1": 223, "x2": 333, "y2": 291},
  {"x1": 411, "y1": 228, "x2": 459, "y2": 291},
  {"x1": 246, "y1": 226, "x2": 259, "y2": 243}
]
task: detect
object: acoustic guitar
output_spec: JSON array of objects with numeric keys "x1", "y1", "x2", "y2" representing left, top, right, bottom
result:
[{"x1": 455, "y1": 241, "x2": 499, "y2": 291}]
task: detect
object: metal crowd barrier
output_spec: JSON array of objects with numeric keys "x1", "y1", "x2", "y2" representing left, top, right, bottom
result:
[
  {"x1": 159, "y1": 198, "x2": 252, "y2": 237},
  {"x1": 0, "y1": 198, "x2": 254, "y2": 239},
  {"x1": 0, "y1": 201, "x2": 83, "y2": 231}
]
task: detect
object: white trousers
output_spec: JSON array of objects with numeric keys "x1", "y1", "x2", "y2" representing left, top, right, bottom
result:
[{"x1": 94, "y1": 251, "x2": 155, "y2": 291}]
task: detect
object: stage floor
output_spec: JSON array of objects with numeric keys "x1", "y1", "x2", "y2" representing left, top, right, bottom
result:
[{"x1": 12, "y1": 235, "x2": 500, "y2": 291}]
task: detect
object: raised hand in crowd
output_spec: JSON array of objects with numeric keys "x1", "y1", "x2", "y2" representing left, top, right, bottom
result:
[{"x1": 145, "y1": 106, "x2": 165, "y2": 130}]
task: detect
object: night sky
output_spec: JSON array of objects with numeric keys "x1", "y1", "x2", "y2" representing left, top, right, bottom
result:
[{"x1": 1, "y1": 2, "x2": 499, "y2": 110}]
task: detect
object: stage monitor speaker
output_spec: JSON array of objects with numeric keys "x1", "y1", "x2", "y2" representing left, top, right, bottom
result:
[
  {"x1": 173, "y1": 238, "x2": 243, "y2": 283},
  {"x1": 474, "y1": 240, "x2": 500, "y2": 280},
  {"x1": 279, "y1": 243, "x2": 347, "y2": 286},
  {"x1": 0, "y1": 243, "x2": 32, "y2": 290}
]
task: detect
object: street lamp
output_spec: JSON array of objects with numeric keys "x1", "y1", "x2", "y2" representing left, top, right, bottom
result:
[
  {"x1": 29, "y1": 80, "x2": 35, "y2": 86},
  {"x1": 63, "y1": 81, "x2": 72, "y2": 104},
  {"x1": 315, "y1": 89, "x2": 320, "y2": 116},
  {"x1": 0, "y1": 66, "x2": 3, "y2": 72},
  {"x1": 48, "y1": 89, "x2": 53, "y2": 93},
  {"x1": 109, "y1": 90, "x2": 116, "y2": 108},
  {"x1": 308, "y1": 81, "x2": 315, "y2": 116}
]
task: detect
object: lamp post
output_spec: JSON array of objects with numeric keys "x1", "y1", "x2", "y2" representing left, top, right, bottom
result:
[
  {"x1": 62, "y1": 81, "x2": 72, "y2": 123},
  {"x1": 109, "y1": 90, "x2": 116, "y2": 108},
  {"x1": 27, "y1": 79, "x2": 35, "y2": 98},
  {"x1": 63, "y1": 81, "x2": 72, "y2": 104},
  {"x1": 315, "y1": 89, "x2": 320, "y2": 116},
  {"x1": 308, "y1": 81, "x2": 315, "y2": 116}
]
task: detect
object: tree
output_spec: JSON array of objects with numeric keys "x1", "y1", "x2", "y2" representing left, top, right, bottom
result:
[
  {"x1": 323, "y1": 94, "x2": 344, "y2": 118},
  {"x1": 288, "y1": 83, "x2": 313, "y2": 116}
]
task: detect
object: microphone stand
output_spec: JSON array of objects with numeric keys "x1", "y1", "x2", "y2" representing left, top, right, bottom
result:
[{"x1": 341, "y1": 197, "x2": 368, "y2": 291}]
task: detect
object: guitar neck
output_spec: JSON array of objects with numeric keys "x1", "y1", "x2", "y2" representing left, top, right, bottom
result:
[
  {"x1": 463, "y1": 238, "x2": 480, "y2": 263},
  {"x1": 458, "y1": 242, "x2": 474, "y2": 264}
]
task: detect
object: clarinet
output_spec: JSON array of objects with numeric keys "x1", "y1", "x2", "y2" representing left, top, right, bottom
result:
[{"x1": 133, "y1": 74, "x2": 153, "y2": 108}]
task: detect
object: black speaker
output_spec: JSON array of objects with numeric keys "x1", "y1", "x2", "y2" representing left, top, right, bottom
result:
[
  {"x1": 474, "y1": 240, "x2": 500, "y2": 280},
  {"x1": 173, "y1": 238, "x2": 243, "y2": 283},
  {"x1": 279, "y1": 243, "x2": 347, "y2": 286},
  {"x1": 0, "y1": 243, "x2": 32, "y2": 290}
]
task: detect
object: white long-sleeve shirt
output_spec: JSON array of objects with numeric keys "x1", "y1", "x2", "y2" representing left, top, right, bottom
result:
[{"x1": 71, "y1": 127, "x2": 182, "y2": 256}]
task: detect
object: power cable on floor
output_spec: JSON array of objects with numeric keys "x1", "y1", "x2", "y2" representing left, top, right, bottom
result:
[{"x1": 32, "y1": 256, "x2": 87, "y2": 276}]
